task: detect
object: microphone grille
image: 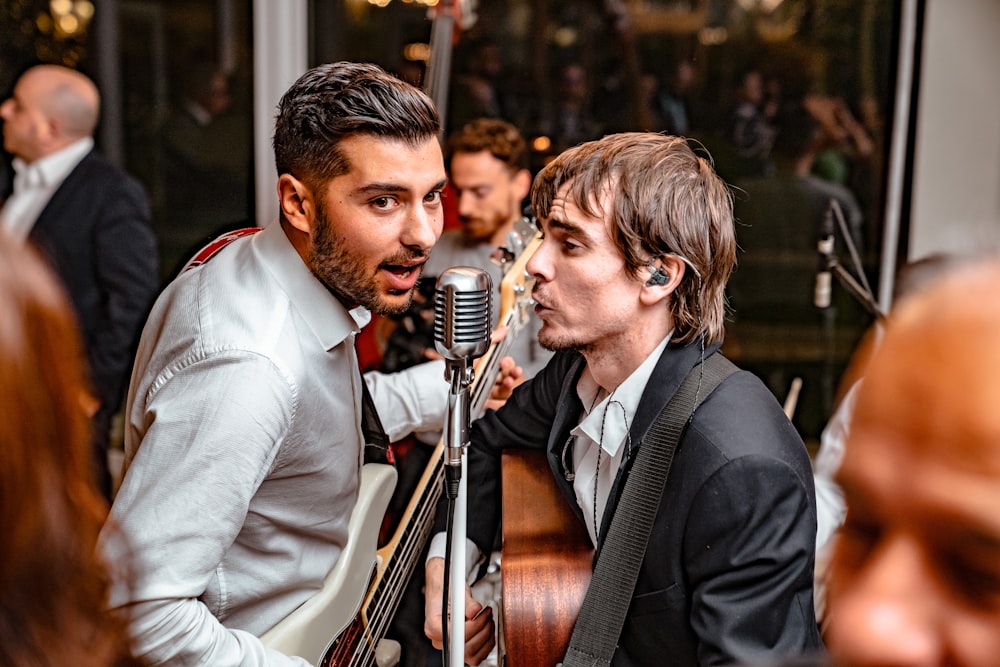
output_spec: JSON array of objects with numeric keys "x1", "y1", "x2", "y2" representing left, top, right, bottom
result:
[{"x1": 433, "y1": 267, "x2": 493, "y2": 360}]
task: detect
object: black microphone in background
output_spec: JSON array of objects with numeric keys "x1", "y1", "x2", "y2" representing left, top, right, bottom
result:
[
  {"x1": 814, "y1": 203, "x2": 836, "y2": 309},
  {"x1": 433, "y1": 267, "x2": 492, "y2": 497}
]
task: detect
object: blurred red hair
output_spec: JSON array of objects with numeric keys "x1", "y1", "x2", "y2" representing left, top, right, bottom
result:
[{"x1": 0, "y1": 233, "x2": 141, "y2": 666}]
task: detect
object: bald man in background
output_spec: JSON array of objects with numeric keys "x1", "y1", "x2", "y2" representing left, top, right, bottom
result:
[
  {"x1": 0, "y1": 64, "x2": 158, "y2": 500},
  {"x1": 824, "y1": 258, "x2": 1000, "y2": 666}
]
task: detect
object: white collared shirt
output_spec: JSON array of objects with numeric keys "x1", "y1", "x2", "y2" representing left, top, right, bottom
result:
[
  {"x1": 0, "y1": 137, "x2": 93, "y2": 241},
  {"x1": 572, "y1": 332, "x2": 672, "y2": 545},
  {"x1": 103, "y1": 222, "x2": 448, "y2": 666}
]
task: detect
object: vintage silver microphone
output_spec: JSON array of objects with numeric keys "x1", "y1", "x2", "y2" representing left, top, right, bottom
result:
[
  {"x1": 433, "y1": 267, "x2": 492, "y2": 667},
  {"x1": 433, "y1": 266, "x2": 492, "y2": 497}
]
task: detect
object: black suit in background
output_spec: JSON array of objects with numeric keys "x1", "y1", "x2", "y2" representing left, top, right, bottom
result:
[
  {"x1": 26, "y1": 149, "x2": 159, "y2": 499},
  {"x1": 442, "y1": 339, "x2": 822, "y2": 666}
]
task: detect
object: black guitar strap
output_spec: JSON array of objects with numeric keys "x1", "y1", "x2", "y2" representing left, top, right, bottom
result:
[
  {"x1": 560, "y1": 352, "x2": 738, "y2": 667},
  {"x1": 360, "y1": 377, "x2": 393, "y2": 465}
]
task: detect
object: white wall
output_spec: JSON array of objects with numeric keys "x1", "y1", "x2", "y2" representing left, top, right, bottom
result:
[{"x1": 909, "y1": 0, "x2": 1000, "y2": 259}]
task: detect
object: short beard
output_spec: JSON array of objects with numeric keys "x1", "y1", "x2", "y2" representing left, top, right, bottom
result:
[
  {"x1": 537, "y1": 329, "x2": 589, "y2": 355},
  {"x1": 309, "y1": 202, "x2": 425, "y2": 316}
]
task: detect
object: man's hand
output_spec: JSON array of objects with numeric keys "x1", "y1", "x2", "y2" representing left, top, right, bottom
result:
[
  {"x1": 486, "y1": 355, "x2": 524, "y2": 411},
  {"x1": 424, "y1": 557, "x2": 496, "y2": 665}
]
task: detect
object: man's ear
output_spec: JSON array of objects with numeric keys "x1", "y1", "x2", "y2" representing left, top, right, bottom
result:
[
  {"x1": 277, "y1": 174, "x2": 314, "y2": 234},
  {"x1": 512, "y1": 168, "x2": 531, "y2": 201},
  {"x1": 640, "y1": 254, "x2": 686, "y2": 305}
]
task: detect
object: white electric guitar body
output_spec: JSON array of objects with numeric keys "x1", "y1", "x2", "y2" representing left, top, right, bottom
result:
[{"x1": 261, "y1": 217, "x2": 542, "y2": 666}]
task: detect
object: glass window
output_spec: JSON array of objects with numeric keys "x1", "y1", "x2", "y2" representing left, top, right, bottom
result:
[
  {"x1": 0, "y1": 0, "x2": 899, "y2": 441},
  {"x1": 311, "y1": 0, "x2": 897, "y2": 442},
  {"x1": 113, "y1": 0, "x2": 255, "y2": 281}
]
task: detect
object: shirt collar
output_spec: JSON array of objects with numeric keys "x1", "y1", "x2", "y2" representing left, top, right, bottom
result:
[
  {"x1": 253, "y1": 220, "x2": 369, "y2": 351},
  {"x1": 574, "y1": 332, "x2": 674, "y2": 458},
  {"x1": 13, "y1": 137, "x2": 93, "y2": 190}
]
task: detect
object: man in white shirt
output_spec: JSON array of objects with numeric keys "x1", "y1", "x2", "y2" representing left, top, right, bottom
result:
[
  {"x1": 0, "y1": 64, "x2": 158, "y2": 499},
  {"x1": 104, "y1": 62, "x2": 477, "y2": 667},
  {"x1": 424, "y1": 133, "x2": 822, "y2": 666}
]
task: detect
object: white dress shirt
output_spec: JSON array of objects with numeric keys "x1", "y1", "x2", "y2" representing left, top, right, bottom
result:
[
  {"x1": 103, "y1": 221, "x2": 448, "y2": 667},
  {"x1": 0, "y1": 137, "x2": 93, "y2": 241}
]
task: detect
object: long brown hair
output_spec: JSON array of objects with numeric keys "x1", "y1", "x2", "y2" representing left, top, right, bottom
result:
[
  {"x1": 530, "y1": 133, "x2": 736, "y2": 345},
  {"x1": 0, "y1": 233, "x2": 141, "y2": 666}
]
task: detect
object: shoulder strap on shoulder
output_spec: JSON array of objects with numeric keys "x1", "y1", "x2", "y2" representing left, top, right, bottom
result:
[{"x1": 182, "y1": 227, "x2": 262, "y2": 272}]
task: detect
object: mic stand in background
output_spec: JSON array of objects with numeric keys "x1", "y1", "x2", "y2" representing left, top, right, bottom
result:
[
  {"x1": 818, "y1": 199, "x2": 885, "y2": 321},
  {"x1": 821, "y1": 254, "x2": 886, "y2": 320},
  {"x1": 816, "y1": 199, "x2": 885, "y2": 425}
]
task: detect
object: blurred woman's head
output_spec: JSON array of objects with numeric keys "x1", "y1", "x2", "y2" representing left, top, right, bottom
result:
[{"x1": 0, "y1": 232, "x2": 140, "y2": 666}]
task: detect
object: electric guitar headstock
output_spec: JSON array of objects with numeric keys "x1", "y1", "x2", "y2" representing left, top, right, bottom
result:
[
  {"x1": 471, "y1": 215, "x2": 542, "y2": 416},
  {"x1": 492, "y1": 214, "x2": 542, "y2": 336}
]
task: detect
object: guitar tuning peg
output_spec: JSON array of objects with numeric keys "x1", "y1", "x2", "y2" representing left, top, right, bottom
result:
[{"x1": 490, "y1": 246, "x2": 515, "y2": 271}]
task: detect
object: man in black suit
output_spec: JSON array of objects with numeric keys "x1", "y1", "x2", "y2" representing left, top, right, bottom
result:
[
  {"x1": 1, "y1": 64, "x2": 159, "y2": 500},
  {"x1": 424, "y1": 133, "x2": 822, "y2": 666}
]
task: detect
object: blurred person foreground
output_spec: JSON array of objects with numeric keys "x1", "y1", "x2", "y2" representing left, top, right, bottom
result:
[
  {"x1": 825, "y1": 257, "x2": 1000, "y2": 667},
  {"x1": 0, "y1": 233, "x2": 141, "y2": 667}
]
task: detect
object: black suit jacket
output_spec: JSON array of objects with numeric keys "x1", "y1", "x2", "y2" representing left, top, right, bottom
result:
[
  {"x1": 27, "y1": 149, "x2": 159, "y2": 422},
  {"x1": 445, "y1": 340, "x2": 822, "y2": 666}
]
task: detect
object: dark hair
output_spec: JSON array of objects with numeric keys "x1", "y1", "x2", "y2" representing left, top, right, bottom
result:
[
  {"x1": 530, "y1": 133, "x2": 736, "y2": 345},
  {"x1": 0, "y1": 233, "x2": 143, "y2": 667},
  {"x1": 273, "y1": 61, "x2": 441, "y2": 192},
  {"x1": 445, "y1": 118, "x2": 529, "y2": 174}
]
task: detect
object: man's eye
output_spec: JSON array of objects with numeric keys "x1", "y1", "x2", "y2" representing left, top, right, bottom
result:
[
  {"x1": 372, "y1": 196, "x2": 396, "y2": 210},
  {"x1": 836, "y1": 514, "x2": 882, "y2": 568},
  {"x1": 937, "y1": 547, "x2": 1000, "y2": 609},
  {"x1": 425, "y1": 190, "x2": 443, "y2": 204},
  {"x1": 945, "y1": 561, "x2": 1000, "y2": 607}
]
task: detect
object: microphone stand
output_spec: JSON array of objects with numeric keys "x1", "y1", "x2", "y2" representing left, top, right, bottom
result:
[
  {"x1": 816, "y1": 199, "x2": 885, "y2": 422},
  {"x1": 434, "y1": 266, "x2": 492, "y2": 667},
  {"x1": 821, "y1": 254, "x2": 885, "y2": 320},
  {"x1": 819, "y1": 200, "x2": 886, "y2": 321},
  {"x1": 443, "y1": 358, "x2": 475, "y2": 667}
]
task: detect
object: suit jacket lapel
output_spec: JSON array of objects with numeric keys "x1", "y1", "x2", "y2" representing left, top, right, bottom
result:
[{"x1": 545, "y1": 354, "x2": 589, "y2": 528}]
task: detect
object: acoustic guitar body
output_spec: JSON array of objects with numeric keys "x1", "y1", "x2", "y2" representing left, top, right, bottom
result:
[{"x1": 500, "y1": 449, "x2": 594, "y2": 667}]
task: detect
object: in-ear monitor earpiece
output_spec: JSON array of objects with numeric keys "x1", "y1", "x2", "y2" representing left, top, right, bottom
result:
[{"x1": 646, "y1": 266, "x2": 670, "y2": 286}]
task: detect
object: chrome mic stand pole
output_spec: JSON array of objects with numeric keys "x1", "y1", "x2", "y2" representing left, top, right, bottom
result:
[
  {"x1": 445, "y1": 360, "x2": 473, "y2": 667},
  {"x1": 434, "y1": 266, "x2": 492, "y2": 667}
]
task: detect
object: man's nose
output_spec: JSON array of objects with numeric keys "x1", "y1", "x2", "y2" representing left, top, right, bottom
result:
[
  {"x1": 525, "y1": 237, "x2": 553, "y2": 282},
  {"x1": 458, "y1": 191, "x2": 477, "y2": 219},
  {"x1": 403, "y1": 203, "x2": 441, "y2": 252}
]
